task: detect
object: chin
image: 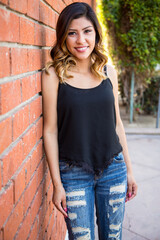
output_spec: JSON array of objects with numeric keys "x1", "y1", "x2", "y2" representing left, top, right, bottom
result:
[{"x1": 74, "y1": 54, "x2": 91, "y2": 61}]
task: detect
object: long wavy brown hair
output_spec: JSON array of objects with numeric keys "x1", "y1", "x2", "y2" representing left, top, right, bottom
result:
[{"x1": 45, "y1": 2, "x2": 108, "y2": 83}]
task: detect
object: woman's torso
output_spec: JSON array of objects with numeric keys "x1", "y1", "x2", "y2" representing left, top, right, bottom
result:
[{"x1": 57, "y1": 66, "x2": 123, "y2": 175}]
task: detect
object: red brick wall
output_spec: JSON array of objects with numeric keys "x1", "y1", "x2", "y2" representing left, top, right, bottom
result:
[{"x1": 0, "y1": 0, "x2": 95, "y2": 239}]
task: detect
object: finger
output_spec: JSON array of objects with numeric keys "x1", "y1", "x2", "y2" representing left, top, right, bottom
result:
[
  {"x1": 125, "y1": 196, "x2": 129, "y2": 203},
  {"x1": 125, "y1": 186, "x2": 129, "y2": 202},
  {"x1": 127, "y1": 183, "x2": 132, "y2": 199},
  {"x1": 133, "y1": 183, "x2": 138, "y2": 195},
  {"x1": 128, "y1": 184, "x2": 138, "y2": 201},
  {"x1": 55, "y1": 202, "x2": 68, "y2": 217},
  {"x1": 131, "y1": 184, "x2": 138, "y2": 199},
  {"x1": 58, "y1": 203, "x2": 68, "y2": 217},
  {"x1": 61, "y1": 198, "x2": 67, "y2": 213}
]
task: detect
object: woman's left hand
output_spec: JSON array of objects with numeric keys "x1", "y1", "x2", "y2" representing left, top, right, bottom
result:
[{"x1": 126, "y1": 172, "x2": 138, "y2": 202}]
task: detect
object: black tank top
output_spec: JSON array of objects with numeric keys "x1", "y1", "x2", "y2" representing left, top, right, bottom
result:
[{"x1": 57, "y1": 66, "x2": 123, "y2": 175}]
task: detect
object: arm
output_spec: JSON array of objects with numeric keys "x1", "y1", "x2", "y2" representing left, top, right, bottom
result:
[
  {"x1": 107, "y1": 64, "x2": 138, "y2": 201},
  {"x1": 41, "y1": 67, "x2": 68, "y2": 217}
]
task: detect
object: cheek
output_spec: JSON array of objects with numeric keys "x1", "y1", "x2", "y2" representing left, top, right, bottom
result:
[
  {"x1": 89, "y1": 33, "x2": 96, "y2": 46},
  {"x1": 89, "y1": 37, "x2": 96, "y2": 48},
  {"x1": 66, "y1": 38, "x2": 74, "y2": 50}
]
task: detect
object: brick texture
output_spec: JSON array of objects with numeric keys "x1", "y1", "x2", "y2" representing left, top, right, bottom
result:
[{"x1": 0, "y1": 0, "x2": 94, "y2": 239}]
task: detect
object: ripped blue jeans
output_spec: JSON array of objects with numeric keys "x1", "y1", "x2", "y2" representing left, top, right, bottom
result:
[{"x1": 59, "y1": 152, "x2": 127, "y2": 240}]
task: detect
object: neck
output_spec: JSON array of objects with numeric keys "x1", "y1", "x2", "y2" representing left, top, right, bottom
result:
[{"x1": 70, "y1": 58, "x2": 92, "y2": 74}]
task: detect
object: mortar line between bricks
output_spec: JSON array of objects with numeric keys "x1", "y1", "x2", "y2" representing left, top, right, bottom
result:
[
  {"x1": 43, "y1": 208, "x2": 56, "y2": 240},
  {"x1": 12, "y1": 139, "x2": 45, "y2": 189},
  {"x1": 25, "y1": 215, "x2": 39, "y2": 240},
  {"x1": 0, "y1": 93, "x2": 41, "y2": 122},
  {"x1": 43, "y1": 208, "x2": 57, "y2": 240},
  {"x1": 0, "y1": 69, "x2": 42, "y2": 84},
  {"x1": 41, "y1": 192, "x2": 56, "y2": 240},
  {"x1": 26, "y1": 168, "x2": 52, "y2": 240},
  {"x1": 122, "y1": 227, "x2": 151, "y2": 240},
  {"x1": 0, "y1": 86, "x2": 1, "y2": 113},
  {"x1": 62, "y1": 0, "x2": 67, "y2": 5},
  {"x1": 0, "y1": 3, "x2": 57, "y2": 31},
  {"x1": 0, "y1": 115, "x2": 43, "y2": 158},
  {"x1": 0, "y1": 138, "x2": 44, "y2": 197},
  {"x1": 0, "y1": 160, "x2": 3, "y2": 189},
  {"x1": 9, "y1": 46, "x2": 12, "y2": 81},
  {"x1": 0, "y1": 140, "x2": 45, "y2": 198},
  {"x1": 20, "y1": 149, "x2": 46, "y2": 192},
  {"x1": 0, "y1": 41, "x2": 52, "y2": 49},
  {"x1": 1, "y1": 153, "x2": 47, "y2": 233},
  {"x1": 40, "y1": 0, "x2": 61, "y2": 15},
  {"x1": 49, "y1": 209, "x2": 58, "y2": 240}
]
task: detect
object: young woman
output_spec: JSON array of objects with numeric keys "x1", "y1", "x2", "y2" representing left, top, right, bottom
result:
[{"x1": 42, "y1": 2, "x2": 138, "y2": 240}]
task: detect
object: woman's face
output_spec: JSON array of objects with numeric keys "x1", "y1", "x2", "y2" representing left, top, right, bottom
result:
[{"x1": 65, "y1": 16, "x2": 96, "y2": 62}]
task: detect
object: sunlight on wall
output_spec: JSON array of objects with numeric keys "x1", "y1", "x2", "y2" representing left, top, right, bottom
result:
[{"x1": 96, "y1": 0, "x2": 113, "y2": 66}]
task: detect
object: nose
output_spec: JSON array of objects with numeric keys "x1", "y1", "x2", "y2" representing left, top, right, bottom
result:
[{"x1": 76, "y1": 33, "x2": 86, "y2": 44}]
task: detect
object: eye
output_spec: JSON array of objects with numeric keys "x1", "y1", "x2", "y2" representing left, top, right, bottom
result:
[
  {"x1": 68, "y1": 31, "x2": 76, "y2": 36},
  {"x1": 84, "y1": 29, "x2": 92, "y2": 33}
]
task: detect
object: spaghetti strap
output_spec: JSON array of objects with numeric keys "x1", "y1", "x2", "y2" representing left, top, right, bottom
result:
[{"x1": 104, "y1": 65, "x2": 107, "y2": 76}]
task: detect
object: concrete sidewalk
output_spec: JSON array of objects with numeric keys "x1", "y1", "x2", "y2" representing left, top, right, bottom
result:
[{"x1": 122, "y1": 134, "x2": 160, "y2": 240}]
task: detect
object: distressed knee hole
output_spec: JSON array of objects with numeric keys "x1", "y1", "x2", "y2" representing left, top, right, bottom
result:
[
  {"x1": 66, "y1": 189, "x2": 86, "y2": 207},
  {"x1": 77, "y1": 232, "x2": 90, "y2": 240},
  {"x1": 109, "y1": 198, "x2": 124, "y2": 206},
  {"x1": 109, "y1": 197, "x2": 125, "y2": 213},
  {"x1": 66, "y1": 190, "x2": 85, "y2": 197},
  {"x1": 68, "y1": 212, "x2": 77, "y2": 220},
  {"x1": 109, "y1": 223, "x2": 121, "y2": 231},
  {"x1": 67, "y1": 200, "x2": 86, "y2": 207},
  {"x1": 110, "y1": 184, "x2": 126, "y2": 193},
  {"x1": 108, "y1": 232, "x2": 120, "y2": 238},
  {"x1": 72, "y1": 227, "x2": 90, "y2": 240}
]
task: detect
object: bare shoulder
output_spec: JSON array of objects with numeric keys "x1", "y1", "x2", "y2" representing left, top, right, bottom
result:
[
  {"x1": 106, "y1": 64, "x2": 117, "y2": 80},
  {"x1": 42, "y1": 65, "x2": 58, "y2": 78},
  {"x1": 106, "y1": 64, "x2": 118, "y2": 89},
  {"x1": 41, "y1": 66, "x2": 59, "y2": 90}
]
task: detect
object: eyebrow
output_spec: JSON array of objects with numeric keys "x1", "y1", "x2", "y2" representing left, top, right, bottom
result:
[{"x1": 68, "y1": 26, "x2": 93, "y2": 31}]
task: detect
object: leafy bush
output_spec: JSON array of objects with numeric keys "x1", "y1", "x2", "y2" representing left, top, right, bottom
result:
[
  {"x1": 142, "y1": 77, "x2": 160, "y2": 114},
  {"x1": 99, "y1": 0, "x2": 160, "y2": 112},
  {"x1": 101, "y1": 0, "x2": 160, "y2": 73}
]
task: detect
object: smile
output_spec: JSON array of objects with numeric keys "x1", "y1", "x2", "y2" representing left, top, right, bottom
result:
[{"x1": 75, "y1": 47, "x2": 88, "y2": 52}]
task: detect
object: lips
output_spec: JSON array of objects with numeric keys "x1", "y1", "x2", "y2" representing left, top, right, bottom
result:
[{"x1": 75, "y1": 46, "x2": 88, "y2": 52}]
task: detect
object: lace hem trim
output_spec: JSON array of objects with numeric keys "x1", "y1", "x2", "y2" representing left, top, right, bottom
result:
[{"x1": 59, "y1": 150, "x2": 122, "y2": 176}]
